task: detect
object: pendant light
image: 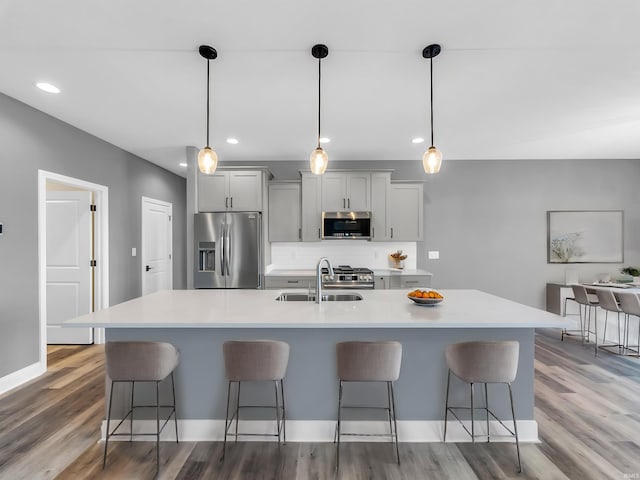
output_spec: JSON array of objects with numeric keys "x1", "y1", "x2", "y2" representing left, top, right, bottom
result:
[
  {"x1": 197, "y1": 45, "x2": 219, "y2": 175},
  {"x1": 310, "y1": 44, "x2": 329, "y2": 175},
  {"x1": 422, "y1": 44, "x2": 443, "y2": 174}
]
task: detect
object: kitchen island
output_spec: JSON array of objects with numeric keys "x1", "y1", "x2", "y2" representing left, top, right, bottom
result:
[{"x1": 63, "y1": 289, "x2": 566, "y2": 442}]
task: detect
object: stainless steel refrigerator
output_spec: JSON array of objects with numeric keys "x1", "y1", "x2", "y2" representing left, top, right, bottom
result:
[{"x1": 194, "y1": 212, "x2": 262, "y2": 288}]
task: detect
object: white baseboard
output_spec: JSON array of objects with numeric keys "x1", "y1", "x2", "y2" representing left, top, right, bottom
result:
[
  {"x1": 0, "y1": 361, "x2": 46, "y2": 396},
  {"x1": 101, "y1": 419, "x2": 538, "y2": 443}
]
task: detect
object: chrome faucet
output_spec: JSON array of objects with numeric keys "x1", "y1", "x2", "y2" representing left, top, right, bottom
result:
[{"x1": 316, "y1": 257, "x2": 334, "y2": 304}]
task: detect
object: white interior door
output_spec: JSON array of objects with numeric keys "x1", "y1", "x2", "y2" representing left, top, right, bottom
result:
[
  {"x1": 141, "y1": 197, "x2": 173, "y2": 296},
  {"x1": 46, "y1": 191, "x2": 93, "y2": 344}
]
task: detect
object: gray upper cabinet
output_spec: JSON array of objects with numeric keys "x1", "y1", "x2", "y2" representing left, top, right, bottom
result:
[
  {"x1": 198, "y1": 171, "x2": 263, "y2": 212},
  {"x1": 321, "y1": 172, "x2": 371, "y2": 211},
  {"x1": 268, "y1": 182, "x2": 301, "y2": 242},
  {"x1": 387, "y1": 183, "x2": 424, "y2": 241},
  {"x1": 370, "y1": 172, "x2": 390, "y2": 241},
  {"x1": 301, "y1": 172, "x2": 322, "y2": 241}
]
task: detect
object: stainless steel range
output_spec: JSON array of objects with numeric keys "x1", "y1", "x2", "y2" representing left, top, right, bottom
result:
[{"x1": 321, "y1": 265, "x2": 374, "y2": 289}]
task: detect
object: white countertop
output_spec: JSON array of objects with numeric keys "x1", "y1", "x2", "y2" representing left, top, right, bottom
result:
[
  {"x1": 62, "y1": 289, "x2": 566, "y2": 329},
  {"x1": 266, "y1": 268, "x2": 432, "y2": 277}
]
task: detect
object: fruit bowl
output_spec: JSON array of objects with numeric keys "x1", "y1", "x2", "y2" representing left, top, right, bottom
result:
[{"x1": 407, "y1": 289, "x2": 444, "y2": 306}]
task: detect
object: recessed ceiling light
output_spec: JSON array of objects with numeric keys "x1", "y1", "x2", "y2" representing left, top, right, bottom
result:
[
  {"x1": 226, "y1": 138, "x2": 239, "y2": 145},
  {"x1": 412, "y1": 137, "x2": 425, "y2": 144},
  {"x1": 319, "y1": 137, "x2": 331, "y2": 144},
  {"x1": 179, "y1": 162, "x2": 188, "y2": 167},
  {"x1": 36, "y1": 82, "x2": 60, "y2": 94}
]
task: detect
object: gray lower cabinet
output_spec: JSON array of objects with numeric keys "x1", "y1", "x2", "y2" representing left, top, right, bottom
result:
[
  {"x1": 391, "y1": 275, "x2": 431, "y2": 289},
  {"x1": 374, "y1": 275, "x2": 389, "y2": 289},
  {"x1": 268, "y1": 182, "x2": 301, "y2": 242},
  {"x1": 374, "y1": 274, "x2": 431, "y2": 289},
  {"x1": 264, "y1": 276, "x2": 315, "y2": 289}
]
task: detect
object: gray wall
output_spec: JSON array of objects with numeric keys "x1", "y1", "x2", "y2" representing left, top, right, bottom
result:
[
  {"x1": 0, "y1": 93, "x2": 186, "y2": 377},
  {"x1": 226, "y1": 159, "x2": 640, "y2": 309}
]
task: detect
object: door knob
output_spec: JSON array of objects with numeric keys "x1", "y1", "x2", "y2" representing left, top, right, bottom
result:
[{"x1": 146, "y1": 265, "x2": 152, "y2": 271}]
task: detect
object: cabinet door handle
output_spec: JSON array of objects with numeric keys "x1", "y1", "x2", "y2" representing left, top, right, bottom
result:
[
  {"x1": 287, "y1": 280, "x2": 300, "y2": 284},
  {"x1": 318, "y1": 228, "x2": 321, "y2": 239},
  {"x1": 225, "y1": 197, "x2": 228, "y2": 208},
  {"x1": 299, "y1": 228, "x2": 302, "y2": 240},
  {"x1": 343, "y1": 198, "x2": 345, "y2": 208},
  {"x1": 372, "y1": 227, "x2": 375, "y2": 238},
  {"x1": 347, "y1": 198, "x2": 350, "y2": 209},
  {"x1": 230, "y1": 197, "x2": 233, "y2": 208},
  {"x1": 390, "y1": 227, "x2": 394, "y2": 239}
]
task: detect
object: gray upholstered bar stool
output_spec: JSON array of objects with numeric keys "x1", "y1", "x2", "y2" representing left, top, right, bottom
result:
[
  {"x1": 617, "y1": 292, "x2": 640, "y2": 356},
  {"x1": 595, "y1": 288, "x2": 625, "y2": 355},
  {"x1": 569, "y1": 285, "x2": 599, "y2": 346},
  {"x1": 443, "y1": 341, "x2": 522, "y2": 473},
  {"x1": 103, "y1": 341, "x2": 179, "y2": 472},
  {"x1": 335, "y1": 341, "x2": 402, "y2": 470},
  {"x1": 222, "y1": 340, "x2": 290, "y2": 460}
]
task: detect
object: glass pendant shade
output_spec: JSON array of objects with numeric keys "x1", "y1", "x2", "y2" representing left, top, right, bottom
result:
[
  {"x1": 310, "y1": 147, "x2": 329, "y2": 175},
  {"x1": 198, "y1": 146, "x2": 218, "y2": 174},
  {"x1": 422, "y1": 145, "x2": 442, "y2": 174}
]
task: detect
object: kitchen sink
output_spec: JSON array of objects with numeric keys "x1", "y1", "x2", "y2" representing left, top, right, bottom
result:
[{"x1": 275, "y1": 292, "x2": 363, "y2": 302}]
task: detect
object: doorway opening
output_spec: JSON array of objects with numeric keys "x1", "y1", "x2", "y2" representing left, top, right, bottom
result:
[{"x1": 38, "y1": 171, "x2": 109, "y2": 368}]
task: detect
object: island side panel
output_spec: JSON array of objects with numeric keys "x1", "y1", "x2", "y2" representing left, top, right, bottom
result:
[{"x1": 105, "y1": 327, "x2": 534, "y2": 421}]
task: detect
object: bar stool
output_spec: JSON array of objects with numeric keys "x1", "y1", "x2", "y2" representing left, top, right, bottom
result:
[
  {"x1": 103, "y1": 341, "x2": 179, "y2": 472},
  {"x1": 617, "y1": 292, "x2": 640, "y2": 356},
  {"x1": 443, "y1": 341, "x2": 522, "y2": 473},
  {"x1": 335, "y1": 341, "x2": 402, "y2": 470},
  {"x1": 595, "y1": 288, "x2": 624, "y2": 355},
  {"x1": 222, "y1": 340, "x2": 290, "y2": 460},
  {"x1": 570, "y1": 285, "x2": 599, "y2": 347}
]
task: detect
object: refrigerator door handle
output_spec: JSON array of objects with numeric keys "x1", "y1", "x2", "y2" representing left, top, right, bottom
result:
[
  {"x1": 225, "y1": 223, "x2": 232, "y2": 275},
  {"x1": 220, "y1": 223, "x2": 226, "y2": 276}
]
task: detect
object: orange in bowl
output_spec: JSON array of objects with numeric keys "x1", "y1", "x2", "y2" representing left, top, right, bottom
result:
[{"x1": 407, "y1": 289, "x2": 444, "y2": 306}]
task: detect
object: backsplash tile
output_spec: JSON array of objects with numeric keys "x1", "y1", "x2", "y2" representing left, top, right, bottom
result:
[{"x1": 270, "y1": 242, "x2": 417, "y2": 269}]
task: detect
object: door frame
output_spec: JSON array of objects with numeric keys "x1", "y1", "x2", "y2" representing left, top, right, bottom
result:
[
  {"x1": 38, "y1": 170, "x2": 110, "y2": 365},
  {"x1": 141, "y1": 196, "x2": 173, "y2": 295}
]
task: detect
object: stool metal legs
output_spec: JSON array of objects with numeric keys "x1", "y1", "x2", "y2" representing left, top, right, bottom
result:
[
  {"x1": 443, "y1": 370, "x2": 522, "y2": 473},
  {"x1": 561, "y1": 298, "x2": 585, "y2": 341},
  {"x1": 507, "y1": 383, "x2": 522, "y2": 473},
  {"x1": 103, "y1": 373, "x2": 178, "y2": 472},
  {"x1": 598, "y1": 310, "x2": 630, "y2": 355},
  {"x1": 335, "y1": 380, "x2": 400, "y2": 471},
  {"x1": 221, "y1": 379, "x2": 286, "y2": 462}
]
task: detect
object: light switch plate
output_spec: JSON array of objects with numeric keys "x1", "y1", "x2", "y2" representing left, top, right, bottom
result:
[
  {"x1": 131, "y1": 247, "x2": 137, "y2": 257},
  {"x1": 428, "y1": 250, "x2": 439, "y2": 260}
]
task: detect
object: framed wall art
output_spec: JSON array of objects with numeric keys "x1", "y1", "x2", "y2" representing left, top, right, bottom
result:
[{"x1": 547, "y1": 210, "x2": 623, "y2": 263}]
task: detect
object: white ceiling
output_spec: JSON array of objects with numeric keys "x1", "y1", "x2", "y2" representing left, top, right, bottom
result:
[{"x1": 1, "y1": 0, "x2": 639, "y2": 177}]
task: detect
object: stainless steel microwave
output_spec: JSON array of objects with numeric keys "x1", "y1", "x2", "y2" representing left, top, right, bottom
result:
[{"x1": 322, "y1": 211, "x2": 371, "y2": 240}]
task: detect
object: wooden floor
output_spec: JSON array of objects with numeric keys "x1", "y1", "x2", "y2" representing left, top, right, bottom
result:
[{"x1": 1, "y1": 330, "x2": 640, "y2": 479}]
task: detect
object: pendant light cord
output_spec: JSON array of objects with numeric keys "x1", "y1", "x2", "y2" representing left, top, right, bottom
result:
[
  {"x1": 317, "y1": 55, "x2": 322, "y2": 149},
  {"x1": 206, "y1": 59, "x2": 211, "y2": 147},
  {"x1": 429, "y1": 56, "x2": 434, "y2": 147}
]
